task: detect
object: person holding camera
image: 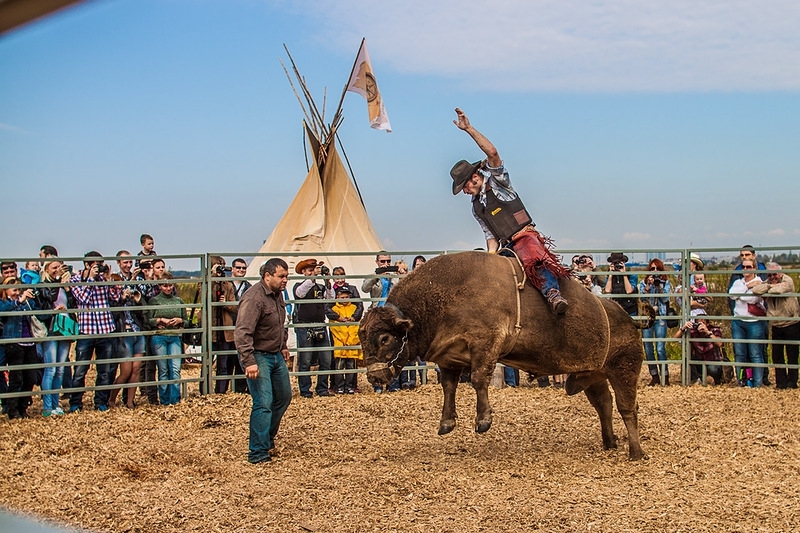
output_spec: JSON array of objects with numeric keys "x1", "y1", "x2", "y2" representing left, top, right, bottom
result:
[
  {"x1": 35, "y1": 259, "x2": 76, "y2": 416},
  {"x1": 729, "y1": 258, "x2": 767, "y2": 388},
  {"x1": 639, "y1": 258, "x2": 672, "y2": 386},
  {"x1": 210, "y1": 256, "x2": 240, "y2": 394},
  {"x1": 604, "y1": 252, "x2": 638, "y2": 317},
  {"x1": 68, "y1": 251, "x2": 121, "y2": 412},
  {"x1": 1, "y1": 277, "x2": 41, "y2": 419},
  {"x1": 293, "y1": 258, "x2": 334, "y2": 398},
  {"x1": 673, "y1": 311, "x2": 724, "y2": 385}
]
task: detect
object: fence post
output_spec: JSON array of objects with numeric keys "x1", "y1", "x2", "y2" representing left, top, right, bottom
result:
[{"x1": 200, "y1": 254, "x2": 212, "y2": 395}]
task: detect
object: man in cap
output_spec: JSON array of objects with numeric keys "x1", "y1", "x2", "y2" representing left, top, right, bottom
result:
[
  {"x1": 292, "y1": 258, "x2": 334, "y2": 398},
  {"x1": 451, "y1": 108, "x2": 571, "y2": 314}
]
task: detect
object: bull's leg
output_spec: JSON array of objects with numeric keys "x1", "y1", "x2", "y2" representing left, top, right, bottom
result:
[
  {"x1": 470, "y1": 365, "x2": 494, "y2": 433},
  {"x1": 583, "y1": 380, "x2": 618, "y2": 452},
  {"x1": 607, "y1": 364, "x2": 646, "y2": 461},
  {"x1": 438, "y1": 367, "x2": 461, "y2": 435}
]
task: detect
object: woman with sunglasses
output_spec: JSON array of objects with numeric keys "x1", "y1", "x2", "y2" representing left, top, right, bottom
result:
[
  {"x1": 639, "y1": 258, "x2": 672, "y2": 386},
  {"x1": 729, "y1": 259, "x2": 767, "y2": 387}
]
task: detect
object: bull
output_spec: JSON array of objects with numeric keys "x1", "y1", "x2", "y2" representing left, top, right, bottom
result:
[{"x1": 359, "y1": 251, "x2": 652, "y2": 460}]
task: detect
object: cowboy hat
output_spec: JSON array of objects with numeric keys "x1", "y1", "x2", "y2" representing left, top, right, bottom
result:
[
  {"x1": 690, "y1": 252, "x2": 704, "y2": 270},
  {"x1": 606, "y1": 252, "x2": 629, "y2": 263},
  {"x1": 295, "y1": 258, "x2": 318, "y2": 274},
  {"x1": 450, "y1": 159, "x2": 483, "y2": 195}
]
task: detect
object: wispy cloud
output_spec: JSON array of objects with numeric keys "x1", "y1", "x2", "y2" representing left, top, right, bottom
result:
[
  {"x1": 623, "y1": 232, "x2": 652, "y2": 241},
  {"x1": 0, "y1": 122, "x2": 30, "y2": 134},
  {"x1": 299, "y1": 0, "x2": 800, "y2": 92}
]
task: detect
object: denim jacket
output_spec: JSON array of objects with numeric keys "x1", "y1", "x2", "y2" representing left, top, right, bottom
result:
[
  {"x1": 638, "y1": 279, "x2": 672, "y2": 316},
  {"x1": 0, "y1": 297, "x2": 41, "y2": 340}
]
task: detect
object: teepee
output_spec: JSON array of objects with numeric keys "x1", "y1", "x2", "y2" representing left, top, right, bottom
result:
[{"x1": 245, "y1": 46, "x2": 383, "y2": 280}]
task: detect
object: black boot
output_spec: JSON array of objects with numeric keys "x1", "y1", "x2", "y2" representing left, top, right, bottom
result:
[
  {"x1": 546, "y1": 289, "x2": 568, "y2": 314},
  {"x1": 647, "y1": 375, "x2": 660, "y2": 387}
]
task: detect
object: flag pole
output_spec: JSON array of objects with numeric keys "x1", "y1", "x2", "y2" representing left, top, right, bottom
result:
[{"x1": 331, "y1": 37, "x2": 365, "y2": 129}]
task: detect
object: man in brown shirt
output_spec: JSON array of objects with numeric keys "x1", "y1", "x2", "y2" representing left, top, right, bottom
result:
[{"x1": 234, "y1": 258, "x2": 292, "y2": 464}]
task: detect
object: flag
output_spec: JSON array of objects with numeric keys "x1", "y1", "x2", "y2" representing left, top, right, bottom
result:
[{"x1": 346, "y1": 39, "x2": 392, "y2": 132}]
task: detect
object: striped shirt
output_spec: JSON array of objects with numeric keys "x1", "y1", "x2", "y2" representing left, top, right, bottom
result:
[{"x1": 69, "y1": 274, "x2": 121, "y2": 335}]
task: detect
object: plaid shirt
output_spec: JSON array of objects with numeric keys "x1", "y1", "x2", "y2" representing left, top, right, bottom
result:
[{"x1": 70, "y1": 273, "x2": 121, "y2": 335}]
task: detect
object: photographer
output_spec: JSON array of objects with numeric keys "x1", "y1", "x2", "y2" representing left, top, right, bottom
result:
[
  {"x1": 639, "y1": 258, "x2": 672, "y2": 386},
  {"x1": 673, "y1": 312, "x2": 724, "y2": 385},
  {"x1": 68, "y1": 251, "x2": 121, "y2": 412},
  {"x1": 603, "y1": 252, "x2": 638, "y2": 317},
  {"x1": 362, "y1": 252, "x2": 404, "y2": 392},
  {"x1": 210, "y1": 256, "x2": 239, "y2": 394},
  {"x1": 293, "y1": 258, "x2": 334, "y2": 398}
]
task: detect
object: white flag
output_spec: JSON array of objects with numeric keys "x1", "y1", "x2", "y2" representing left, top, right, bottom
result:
[{"x1": 346, "y1": 39, "x2": 392, "y2": 132}]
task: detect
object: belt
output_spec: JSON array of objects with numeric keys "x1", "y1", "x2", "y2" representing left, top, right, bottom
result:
[{"x1": 501, "y1": 225, "x2": 536, "y2": 248}]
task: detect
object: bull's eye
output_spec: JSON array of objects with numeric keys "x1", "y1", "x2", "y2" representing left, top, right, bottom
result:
[{"x1": 379, "y1": 334, "x2": 392, "y2": 346}]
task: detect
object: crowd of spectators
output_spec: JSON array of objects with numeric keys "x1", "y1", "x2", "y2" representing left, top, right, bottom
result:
[{"x1": 3, "y1": 240, "x2": 799, "y2": 420}]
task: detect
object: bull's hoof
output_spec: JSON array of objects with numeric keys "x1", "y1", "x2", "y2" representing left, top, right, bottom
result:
[
  {"x1": 475, "y1": 419, "x2": 492, "y2": 434},
  {"x1": 438, "y1": 422, "x2": 456, "y2": 435},
  {"x1": 628, "y1": 448, "x2": 647, "y2": 461},
  {"x1": 602, "y1": 434, "x2": 619, "y2": 450}
]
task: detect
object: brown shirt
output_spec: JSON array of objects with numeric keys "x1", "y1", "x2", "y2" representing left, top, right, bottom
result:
[{"x1": 234, "y1": 280, "x2": 287, "y2": 368}]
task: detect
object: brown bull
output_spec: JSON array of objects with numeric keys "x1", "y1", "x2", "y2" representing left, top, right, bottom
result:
[{"x1": 359, "y1": 251, "x2": 652, "y2": 460}]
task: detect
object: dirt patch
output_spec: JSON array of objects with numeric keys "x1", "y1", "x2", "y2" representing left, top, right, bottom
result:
[{"x1": 1, "y1": 371, "x2": 799, "y2": 533}]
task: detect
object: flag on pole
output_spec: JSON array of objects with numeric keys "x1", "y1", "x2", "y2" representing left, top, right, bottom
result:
[{"x1": 346, "y1": 39, "x2": 392, "y2": 132}]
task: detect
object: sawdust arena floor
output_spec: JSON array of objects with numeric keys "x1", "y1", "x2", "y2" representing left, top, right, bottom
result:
[{"x1": 1, "y1": 366, "x2": 799, "y2": 533}]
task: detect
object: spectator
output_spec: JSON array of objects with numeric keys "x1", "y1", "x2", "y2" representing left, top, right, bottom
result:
[
  {"x1": 210, "y1": 256, "x2": 239, "y2": 395},
  {"x1": 151, "y1": 258, "x2": 167, "y2": 280},
  {"x1": 147, "y1": 272, "x2": 186, "y2": 405},
  {"x1": 573, "y1": 253, "x2": 602, "y2": 295},
  {"x1": 39, "y1": 245, "x2": 58, "y2": 260},
  {"x1": 68, "y1": 251, "x2": 121, "y2": 412},
  {"x1": 134, "y1": 259, "x2": 159, "y2": 405},
  {"x1": 136, "y1": 234, "x2": 157, "y2": 266},
  {"x1": 0, "y1": 277, "x2": 40, "y2": 419},
  {"x1": 727, "y1": 245, "x2": 767, "y2": 313},
  {"x1": 395, "y1": 260, "x2": 409, "y2": 275},
  {"x1": 108, "y1": 251, "x2": 147, "y2": 409},
  {"x1": 675, "y1": 252, "x2": 705, "y2": 312},
  {"x1": 604, "y1": 252, "x2": 638, "y2": 317},
  {"x1": 1, "y1": 261, "x2": 18, "y2": 279},
  {"x1": 0, "y1": 262, "x2": 18, "y2": 411},
  {"x1": 362, "y1": 252, "x2": 401, "y2": 392},
  {"x1": 412, "y1": 256, "x2": 427, "y2": 270},
  {"x1": 24, "y1": 261, "x2": 41, "y2": 274},
  {"x1": 729, "y1": 258, "x2": 767, "y2": 388},
  {"x1": 327, "y1": 266, "x2": 364, "y2": 392},
  {"x1": 293, "y1": 258, "x2": 334, "y2": 398},
  {"x1": 234, "y1": 258, "x2": 292, "y2": 464},
  {"x1": 689, "y1": 273, "x2": 710, "y2": 315},
  {"x1": 227, "y1": 257, "x2": 252, "y2": 392},
  {"x1": 328, "y1": 286, "x2": 362, "y2": 394},
  {"x1": 450, "y1": 108, "x2": 569, "y2": 314},
  {"x1": 503, "y1": 365, "x2": 520, "y2": 387},
  {"x1": 35, "y1": 260, "x2": 75, "y2": 416},
  {"x1": 673, "y1": 311, "x2": 725, "y2": 385},
  {"x1": 639, "y1": 258, "x2": 672, "y2": 387},
  {"x1": 753, "y1": 263, "x2": 800, "y2": 389}
]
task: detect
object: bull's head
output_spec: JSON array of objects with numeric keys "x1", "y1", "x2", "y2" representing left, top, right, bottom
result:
[{"x1": 359, "y1": 304, "x2": 413, "y2": 387}]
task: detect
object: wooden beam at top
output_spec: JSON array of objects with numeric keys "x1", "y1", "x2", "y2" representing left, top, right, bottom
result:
[{"x1": 0, "y1": 0, "x2": 88, "y2": 36}]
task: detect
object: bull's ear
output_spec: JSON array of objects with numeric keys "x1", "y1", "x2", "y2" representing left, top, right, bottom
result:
[{"x1": 394, "y1": 317, "x2": 413, "y2": 332}]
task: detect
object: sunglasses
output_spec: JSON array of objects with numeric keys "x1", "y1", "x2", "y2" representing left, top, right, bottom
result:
[
  {"x1": 378, "y1": 260, "x2": 391, "y2": 264},
  {"x1": 742, "y1": 265, "x2": 755, "y2": 270},
  {"x1": 233, "y1": 266, "x2": 246, "y2": 270}
]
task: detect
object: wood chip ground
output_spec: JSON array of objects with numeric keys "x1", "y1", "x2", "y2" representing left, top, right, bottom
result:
[{"x1": 2, "y1": 369, "x2": 798, "y2": 532}]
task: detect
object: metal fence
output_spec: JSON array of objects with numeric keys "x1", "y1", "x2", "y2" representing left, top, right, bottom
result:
[{"x1": 2, "y1": 246, "x2": 799, "y2": 410}]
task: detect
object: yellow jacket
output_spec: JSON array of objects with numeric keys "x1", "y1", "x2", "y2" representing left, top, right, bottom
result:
[{"x1": 330, "y1": 302, "x2": 362, "y2": 359}]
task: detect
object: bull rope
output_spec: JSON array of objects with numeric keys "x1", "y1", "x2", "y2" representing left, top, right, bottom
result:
[{"x1": 503, "y1": 251, "x2": 526, "y2": 334}]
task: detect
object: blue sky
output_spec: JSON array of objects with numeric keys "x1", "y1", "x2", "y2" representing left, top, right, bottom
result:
[{"x1": 2, "y1": 0, "x2": 799, "y2": 264}]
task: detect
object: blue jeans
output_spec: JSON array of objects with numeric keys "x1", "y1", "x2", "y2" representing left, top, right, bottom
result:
[
  {"x1": 245, "y1": 351, "x2": 292, "y2": 463},
  {"x1": 295, "y1": 327, "x2": 332, "y2": 396},
  {"x1": 731, "y1": 319, "x2": 766, "y2": 386},
  {"x1": 151, "y1": 335, "x2": 183, "y2": 405},
  {"x1": 642, "y1": 319, "x2": 669, "y2": 377},
  {"x1": 503, "y1": 365, "x2": 519, "y2": 387},
  {"x1": 70, "y1": 337, "x2": 115, "y2": 410},
  {"x1": 41, "y1": 339, "x2": 72, "y2": 412}
]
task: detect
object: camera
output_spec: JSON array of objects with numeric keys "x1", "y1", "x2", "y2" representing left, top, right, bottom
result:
[
  {"x1": 97, "y1": 264, "x2": 110, "y2": 275},
  {"x1": 139, "y1": 261, "x2": 153, "y2": 270},
  {"x1": 375, "y1": 265, "x2": 400, "y2": 275},
  {"x1": 306, "y1": 327, "x2": 327, "y2": 343},
  {"x1": 612, "y1": 261, "x2": 624, "y2": 271},
  {"x1": 653, "y1": 278, "x2": 662, "y2": 287},
  {"x1": 575, "y1": 258, "x2": 587, "y2": 266},
  {"x1": 320, "y1": 265, "x2": 330, "y2": 276},
  {"x1": 213, "y1": 265, "x2": 232, "y2": 277}
]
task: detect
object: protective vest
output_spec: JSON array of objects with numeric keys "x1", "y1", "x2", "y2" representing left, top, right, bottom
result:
[
  {"x1": 293, "y1": 282, "x2": 326, "y2": 324},
  {"x1": 472, "y1": 183, "x2": 533, "y2": 242}
]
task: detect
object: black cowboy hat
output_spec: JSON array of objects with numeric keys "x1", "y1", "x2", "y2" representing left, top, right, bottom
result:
[
  {"x1": 606, "y1": 252, "x2": 629, "y2": 263},
  {"x1": 450, "y1": 159, "x2": 483, "y2": 195}
]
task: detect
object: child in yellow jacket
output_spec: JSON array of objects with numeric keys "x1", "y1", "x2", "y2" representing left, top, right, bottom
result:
[{"x1": 329, "y1": 287, "x2": 362, "y2": 394}]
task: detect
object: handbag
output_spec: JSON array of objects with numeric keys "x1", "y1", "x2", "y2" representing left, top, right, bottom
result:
[
  {"x1": 30, "y1": 315, "x2": 49, "y2": 338},
  {"x1": 664, "y1": 306, "x2": 680, "y2": 329},
  {"x1": 747, "y1": 302, "x2": 767, "y2": 317},
  {"x1": 52, "y1": 313, "x2": 79, "y2": 337}
]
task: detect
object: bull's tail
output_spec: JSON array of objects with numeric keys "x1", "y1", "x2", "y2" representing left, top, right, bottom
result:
[{"x1": 633, "y1": 302, "x2": 656, "y2": 330}]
